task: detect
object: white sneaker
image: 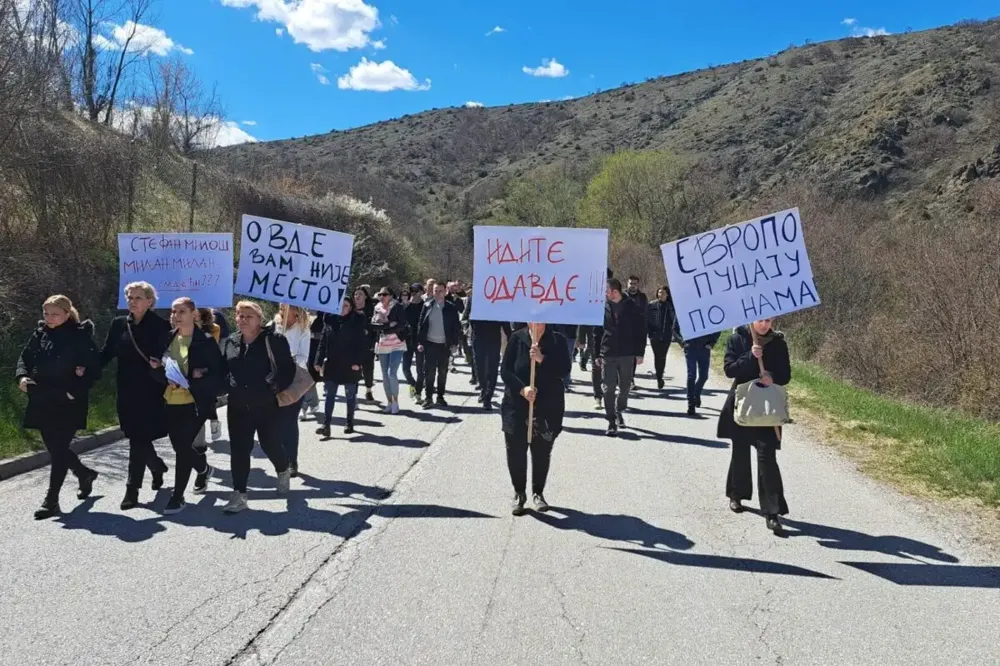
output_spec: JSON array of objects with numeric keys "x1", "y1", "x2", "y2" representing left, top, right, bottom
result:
[
  {"x1": 384, "y1": 403, "x2": 393, "y2": 414},
  {"x1": 210, "y1": 420, "x2": 222, "y2": 440},
  {"x1": 390, "y1": 402, "x2": 400, "y2": 415},
  {"x1": 277, "y1": 469, "x2": 291, "y2": 495},
  {"x1": 223, "y1": 491, "x2": 248, "y2": 514}
]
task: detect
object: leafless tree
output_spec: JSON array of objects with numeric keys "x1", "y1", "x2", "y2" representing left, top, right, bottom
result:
[
  {"x1": 66, "y1": 0, "x2": 153, "y2": 126},
  {"x1": 143, "y1": 56, "x2": 223, "y2": 154}
]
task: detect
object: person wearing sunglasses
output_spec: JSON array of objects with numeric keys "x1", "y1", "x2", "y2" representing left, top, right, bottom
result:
[{"x1": 372, "y1": 287, "x2": 408, "y2": 413}]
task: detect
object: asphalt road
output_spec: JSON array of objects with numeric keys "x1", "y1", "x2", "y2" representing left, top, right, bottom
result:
[{"x1": 1, "y1": 353, "x2": 998, "y2": 666}]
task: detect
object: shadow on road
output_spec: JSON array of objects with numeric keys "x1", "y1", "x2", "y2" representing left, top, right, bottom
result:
[
  {"x1": 530, "y1": 506, "x2": 694, "y2": 551},
  {"x1": 612, "y1": 547, "x2": 838, "y2": 579},
  {"x1": 628, "y1": 427, "x2": 729, "y2": 448},
  {"x1": 782, "y1": 519, "x2": 960, "y2": 562},
  {"x1": 355, "y1": 432, "x2": 430, "y2": 448},
  {"x1": 839, "y1": 562, "x2": 1000, "y2": 588}
]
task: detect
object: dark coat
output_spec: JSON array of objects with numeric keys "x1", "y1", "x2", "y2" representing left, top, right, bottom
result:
[
  {"x1": 599, "y1": 297, "x2": 647, "y2": 359},
  {"x1": 159, "y1": 327, "x2": 226, "y2": 417},
  {"x1": 16, "y1": 320, "x2": 101, "y2": 432},
  {"x1": 417, "y1": 299, "x2": 461, "y2": 348},
  {"x1": 500, "y1": 327, "x2": 572, "y2": 439},
  {"x1": 716, "y1": 326, "x2": 792, "y2": 447},
  {"x1": 316, "y1": 312, "x2": 369, "y2": 385},
  {"x1": 101, "y1": 311, "x2": 172, "y2": 440},
  {"x1": 646, "y1": 298, "x2": 676, "y2": 343},
  {"x1": 465, "y1": 295, "x2": 511, "y2": 345},
  {"x1": 626, "y1": 289, "x2": 649, "y2": 315},
  {"x1": 307, "y1": 313, "x2": 328, "y2": 382},
  {"x1": 222, "y1": 329, "x2": 296, "y2": 411},
  {"x1": 213, "y1": 311, "x2": 230, "y2": 339},
  {"x1": 404, "y1": 301, "x2": 423, "y2": 352}
]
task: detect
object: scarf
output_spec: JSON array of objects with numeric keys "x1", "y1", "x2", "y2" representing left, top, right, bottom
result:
[{"x1": 751, "y1": 328, "x2": 780, "y2": 347}]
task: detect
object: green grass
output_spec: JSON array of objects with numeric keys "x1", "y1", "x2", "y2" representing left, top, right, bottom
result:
[
  {"x1": 0, "y1": 375, "x2": 120, "y2": 460},
  {"x1": 712, "y1": 332, "x2": 1000, "y2": 506}
]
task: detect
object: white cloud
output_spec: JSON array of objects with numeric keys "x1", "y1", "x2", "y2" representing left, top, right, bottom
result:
[
  {"x1": 464, "y1": 101, "x2": 484, "y2": 108},
  {"x1": 855, "y1": 26, "x2": 890, "y2": 37},
  {"x1": 220, "y1": 0, "x2": 382, "y2": 52},
  {"x1": 522, "y1": 58, "x2": 568, "y2": 78},
  {"x1": 371, "y1": 39, "x2": 386, "y2": 49},
  {"x1": 94, "y1": 21, "x2": 192, "y2": 56},
  {"x1": 242, "y1": 120, "x2": 258, "y2": 126},
  {"x1": 310, "y1": 62, "x2": 331, "y2": 85},
  {"x1": 337, "y1": 58, "x2": 430, "y2": 91},
  {"x1": 214, "y1": 121, "x2": 259, "y2": 147},
  {"x1": 486, "y1": 25, "x2": 505, "y2": 36},
  {"x1": 841, "y1": 18, "x2": 857, "y2": 26},
  {"x1": 276, "y1": 28, "x2": 284, "y2": 36}
]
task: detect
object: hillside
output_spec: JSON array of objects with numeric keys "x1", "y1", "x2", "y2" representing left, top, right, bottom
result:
[{"x1": 208, "y1": 19, "x2": 1000, "y2": 255}]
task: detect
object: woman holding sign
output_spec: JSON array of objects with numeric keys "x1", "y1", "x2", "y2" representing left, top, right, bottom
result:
[
  {"x1": 718, "y1": 319, "x2": 792, "y2": 535},
  {"x1": 500, "y1": 322, "x2": 572, "y2": 516}
]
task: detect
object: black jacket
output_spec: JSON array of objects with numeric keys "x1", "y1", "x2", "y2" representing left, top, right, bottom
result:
[
  {"x1": 465, "y1": 295, "x2": 511, "y2": 345},
  {"x1": 101, "y1": 311, "x2": 172, "y2": 440},
  {"x1": 627, "y1": 289, "x2": 649, "y2": 315},
  {"x1": 417, "y1": 299, "x2": 461, "y2": 348},
  {"x1": 316, "y1": 312, "x2": 369, "y2": 385},
  {"x1": 646, "y1": 298, "x2": 676, "y2": 343},
  {"x1": 213, "y1": 311, "x2": 230, "y2": 339},
  {"x1": 159, "y1": 327, "x2": 226, "y2": 416},
  {"x1": 404, "y1": 301, "x2": 424, "y2": 351},
  {"x1": 598, "y1": 298, "x2": 647, "y2": 359},
  {"x1": 717, "y1": 326, "x2": 792, "y2": 446},
  {"x1": 16, "y1": 320, "x2": 101, "y2": 432},
  {"x1": 500, "y1": 327, "x2": 572, "y2": 439},
  {"x1": 307, "y1": 313, "x2": 328, "y2": 382},
  {"x1": 222, "y1": 329, "x2": 296, "y2": 411}
]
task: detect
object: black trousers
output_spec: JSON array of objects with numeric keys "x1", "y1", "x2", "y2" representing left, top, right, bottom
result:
[
  {"x1": 726, "y1": 434, "x2": 789, "y2": 516},
  {"x1": 505, "y1": 432, "x2": 554, "y2": 496},
  {"x1": 166, "y1": 404, "x2": 208, "y2": 499},
  {"x1": 40, "y1": 425, "x2": 89, "y2": 498},
  {"x1": 126, "y1": 437, "x2": 168, "y2": 490},
  {"x1": 414, "y1": 349, "x2": 425, "y2": 393},
  {"x1": 228, "y1": 402, "x2": 288, "y2": 494},
  {"x1": 402, "y1": 349, "x2": 417, "y2": 385},
  {"x1": 422, "y1": 342, "x2": 450, "y2": 401},
  {"x1": 591, "y1": 360, "x2": 603, "y2": 399},
  {"x1": 361, "y1": 351, "x2": 375, "y2": 390},
  {"x1": 473, "y1": 335, "x2": 501, "y2": 400},
  {"x1": 650, "y1": 338, "x2": 669, "y2": 381}
]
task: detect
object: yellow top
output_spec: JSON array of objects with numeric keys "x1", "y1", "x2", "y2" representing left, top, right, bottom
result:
[{"x1": 164, "y1": 334, "x2": 195, "y2": 405}]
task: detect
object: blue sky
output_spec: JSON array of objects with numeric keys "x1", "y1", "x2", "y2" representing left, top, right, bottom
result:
[{"x1": 154, "y1": 0, "x2": 998, "y2": 145}]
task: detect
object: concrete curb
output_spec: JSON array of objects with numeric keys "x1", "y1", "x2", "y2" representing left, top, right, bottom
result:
[
  {"x1": 0, "y1": 426, "x2": 124, "y2": 482},
  {"x1": 0, "y1": 396, "x2": 229, "y2": 482}
]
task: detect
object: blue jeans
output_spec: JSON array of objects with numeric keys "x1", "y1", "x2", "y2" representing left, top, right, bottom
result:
[
  {"x1": 685, "y1": 346, "x2": 711, "y2": 407},
  {"x1": 279, "y1": 398, "x2": 303, "y2": 464},
  {"x1": 379, "y1": 351, "x2": 404, "y2": 399},
  {"x1": 323, "y1": 381, "x2": 358, "y2": 425}
]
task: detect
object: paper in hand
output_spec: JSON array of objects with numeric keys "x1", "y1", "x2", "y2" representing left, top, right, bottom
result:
[{"x1": 163, "y1": 357, "x2": 190, "y2": 389}]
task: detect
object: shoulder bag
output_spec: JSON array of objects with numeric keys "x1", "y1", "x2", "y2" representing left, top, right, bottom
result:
[
  {"x1": 734, "y1": 330, "x2": 790, "y2": 432},
  {"x1": 264, "y1": 335, "x2": 315, "y2": 407}
]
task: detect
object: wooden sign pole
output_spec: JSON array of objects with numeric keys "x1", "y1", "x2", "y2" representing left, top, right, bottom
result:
[{"x1": 527, "y1": 323, "x2": 538, "y2": 441}]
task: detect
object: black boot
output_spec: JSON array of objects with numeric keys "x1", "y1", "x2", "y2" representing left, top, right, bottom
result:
[
  {"x1": 316, "y1": 423, "x2": 331, "y2": 438},
  {"x1": 511, "y1": 493, "x2": 527, "y2": 516},
  {"x1": 77, "y1": 469, "x2": 98, "y2": 499},
  {"x1": 34, "y1": 495, "x2": 61, "y2": 520},
  {"x1": 766, "y1": 514, "x2": 783, "y2": 534},
  {"x1": 344, "y1": 419, "x2": 355, "y2": 435},
  {"x1": 121, "y1": 487, "x2": 140, "y2": 511},
  {"x1": 151, "y1": 466, "x2": 166, "y2": 491}
]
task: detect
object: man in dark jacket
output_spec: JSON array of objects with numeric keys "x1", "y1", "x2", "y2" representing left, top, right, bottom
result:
[
  {"x1": 466, "y1": 295, "x2": 511, "y2": 410},
  {"x1": 417, "y1": 282, "x2": 461, "y2": 408},
  {"x1": 646, "y1": 286, "x2": 676, "y2": 390},
  {"x1": 676, "y1": 319, "x2": 721, "y2": 416},
  {"x1": 625, "y1": 275, "x2": 649, "y2": 392},
  {"x1": 404, "y1": 283, "x2": 424, "y2": 394},
  {"x1": 597, "y1": 278, "x2": 647, "y2": 436}
]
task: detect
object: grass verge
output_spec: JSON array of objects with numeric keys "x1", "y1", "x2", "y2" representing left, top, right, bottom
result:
[
  {"x1": 712, "y1": 333, "x2": 1000, "y2": 507},
  {"x1": 0, "y1": 376, "x2": 120, "y2": 460}
]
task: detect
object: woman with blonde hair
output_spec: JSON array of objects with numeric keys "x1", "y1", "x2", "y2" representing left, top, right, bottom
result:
[
  {"x1": 158, "y1": 298, "x2": 225, "y2": 514},
  {"x1": 273, "y1": 303, "x2": 313, "y2": 476},
  {"x1": 16, "y1": 295, "x2": 101, "y2": 519},
  {"x1": 101, "y1": 281, "x2": 172, "y2": 511},
  {"x1": 220, "y1": 301, "x2": 295, "y2": 513}
]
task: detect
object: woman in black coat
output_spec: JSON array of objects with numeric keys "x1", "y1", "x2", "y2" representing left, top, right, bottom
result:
[
  {"x1": 15, "y1": 295, "x2": 101, "y2": 519},
  {"x1": 101, "y1": 282, "x2": 171, "y2": 510},
  {"x1": 500, "y1": 323, "x2": 572, "y2": 516},
  {"x1": 353, "y1": 286, "x2": 377, "y2": 402},
  {"x1": 315, "y1": 297, "x2": 368, "y2": 437},
  {"x1": 220, "y1": 301, "x2": 296, "y2": 514},
  {"x1": 157, "y1": 297, "x2": 226, "y2": 515},
  {"x1": 717, "y1": 320, "x2": 792, "y2": 534}
]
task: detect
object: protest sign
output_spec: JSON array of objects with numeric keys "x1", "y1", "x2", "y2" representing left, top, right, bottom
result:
[
  {"x1": 471, "y1": 226, "x2": 608, "y2": 326},
  {"x1": 662, "y1": 207, "x2": 821, "y2": 340},
  {"x1": 234, "y1": 215, "x2": 353, "y2": 311},
  {"x1": 117, "y1": 233, "x2": 233, "y2": 309}
]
